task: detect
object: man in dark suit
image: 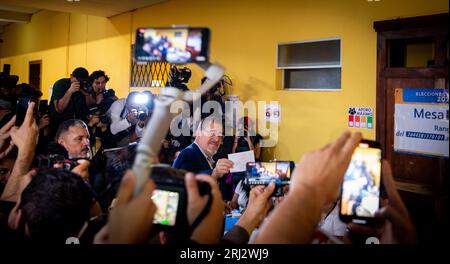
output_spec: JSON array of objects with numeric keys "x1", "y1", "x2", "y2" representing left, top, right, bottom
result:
[{"x1": 173, "y1": 118, "x2": 234, "y2": 180}]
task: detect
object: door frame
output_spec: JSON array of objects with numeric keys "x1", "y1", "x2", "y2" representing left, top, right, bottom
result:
[
  {"x1": 374, "y1": 13, "x2": 448, "y2": 153},
  {"x1": 373, "y1": 14, "x2": 449, "y2": 236},
  {"x1": 29, "y1": 60, "x2": 42, "y2": 91}
]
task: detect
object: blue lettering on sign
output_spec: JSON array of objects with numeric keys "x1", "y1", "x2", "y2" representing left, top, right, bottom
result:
[
  {"x1": 403, "y1": 88, "x2": 449, "y2": 103},
  {"x1": 413, "y1": 108, "x2": 447, "y2": 120},
  {"x1": 405, "y1": 131, "x2": 445, "y2": 141}
]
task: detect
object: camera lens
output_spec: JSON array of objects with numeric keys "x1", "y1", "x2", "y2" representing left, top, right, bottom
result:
[{"x1": 138, "y1": 111, "x2": 147, "y2": 121}]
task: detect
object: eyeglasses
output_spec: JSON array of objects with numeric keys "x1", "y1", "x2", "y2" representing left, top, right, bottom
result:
[{"x1": 203, "y1": 130, "x2": 223, "y2": 137}]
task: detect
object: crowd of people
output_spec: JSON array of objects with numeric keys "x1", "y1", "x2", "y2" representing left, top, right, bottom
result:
[{"x1": 0, "y1": 66, "x2": 417, "y2": 244}]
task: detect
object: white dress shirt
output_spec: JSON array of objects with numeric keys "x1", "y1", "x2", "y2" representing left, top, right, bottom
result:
[{"x1": 107, "y1": 98, "x2": 144, "y2": 137}]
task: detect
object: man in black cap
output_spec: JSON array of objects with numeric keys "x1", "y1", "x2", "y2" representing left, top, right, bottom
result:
[{"x1": 49, "y1": 67, "x2": 91, "y2": 124}]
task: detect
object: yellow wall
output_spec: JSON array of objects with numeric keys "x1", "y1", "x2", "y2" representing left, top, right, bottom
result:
[
  {"x1": 0, "y1": 11, "x2": 132, "y2": 99},
  {"x1": 1, "y1": 0, "x2": 448, "y2": 161}
]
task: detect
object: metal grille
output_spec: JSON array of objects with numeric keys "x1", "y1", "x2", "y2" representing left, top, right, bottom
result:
[
  {"x1": 130, "y1": 44, "x2": 171, "y2": 88},
  {"x1": 130, "y1": 61, "x2": 170, "y2": 87}
]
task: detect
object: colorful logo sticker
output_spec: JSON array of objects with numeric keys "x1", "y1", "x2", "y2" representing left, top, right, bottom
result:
[{"x1": 348, "y1": 107, "x2": 374, "y2": 129}]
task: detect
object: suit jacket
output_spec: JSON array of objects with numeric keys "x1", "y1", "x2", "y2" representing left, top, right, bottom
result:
[
  {"x1": 172, "y1": 143, "x2": 235, "y2": 200},
  {"x1": 172, "y1": 143, "x2": 213, "y2": 175}
]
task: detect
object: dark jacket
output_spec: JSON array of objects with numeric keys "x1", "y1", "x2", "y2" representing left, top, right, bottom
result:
[
  {"x1": 172, "y1": 143, "x2": 234, "y2": 201},
  {"x1": 172, "y1": 143, "x2": 212, "y2": 175}
]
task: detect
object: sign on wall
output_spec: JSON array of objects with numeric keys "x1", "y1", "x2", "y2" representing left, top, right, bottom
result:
[
  {"x1": 265, "y1": 103, "x2": 281, "y2": 123},
  {"x1": 348, "y1": 107, "x2": 374, "y2": 129},
  {"x1": 394, "y1": 88, "x2": 449, "y2": 158}
]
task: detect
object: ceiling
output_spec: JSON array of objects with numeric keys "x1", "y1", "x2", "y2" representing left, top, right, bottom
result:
[{"x1": 0, "y1": 0, "x2": 165, "y2": 33}]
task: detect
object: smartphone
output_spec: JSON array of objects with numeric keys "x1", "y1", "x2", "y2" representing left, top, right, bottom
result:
[
  {"x1": 15, "y1": 97, "x2": 31, "y2": 127},
  {"x1": 151, "y1": 189, "x2": 181, "y2": 227},
  {"x1": 39, "y1": 99, "x2": 49, "y2": 115},
  {"x1": 134, "y1": 27, "x2": 210, "y2": 64},
  {"x1": 339, "y1": 140, "x2": 382, "y2": 225},
  {"x1": 245, "y1": 161, "x2": 293, "y2": 186}
]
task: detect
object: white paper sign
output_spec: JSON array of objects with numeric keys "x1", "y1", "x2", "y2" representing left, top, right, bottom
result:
[
  {"x1": 394, "y1": 88, "x2": 449, "y2": 157},
  {"x1": 228, "y1": 150, "x2": 255, "y2": 173},
  {"x1": 265, "y1": 102, "x2": 281, "y2": 123}
]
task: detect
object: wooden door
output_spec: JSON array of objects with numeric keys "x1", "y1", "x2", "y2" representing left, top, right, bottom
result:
[{"x1": 374, "y1": 14, "x2": 449, "y2": 243}]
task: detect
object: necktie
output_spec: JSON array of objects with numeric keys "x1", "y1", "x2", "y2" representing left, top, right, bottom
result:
[{"x1": 207, "y1": 156, "x2": 215, "y2": 169}]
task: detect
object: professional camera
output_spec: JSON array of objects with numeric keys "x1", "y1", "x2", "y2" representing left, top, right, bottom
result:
[
  {"x1": 150, "y1": 165, "x2": 211, "y2": 231},
  {"x1": 130, "y1": 107, "x2": 148, "y2": 121},
  {"x1": 167, "y1": 66, "x2": 191, "y2": 91},
  {"x1": 99, "y1": 114, "x2": 110, "y2": 124},
  {"x1": 137, "y1": 109, "x2": 147, "y2": 121},
  {"x1": 36, "y1": 154, "x2": 80, "y2": 170},
  {"x1": 101, "y1": 89, "x2": 116, "y2": 99},
  {"x1": 79, "y1": 79, "x2": 92, "y2": 93},
  {"x1": 35, "y1": 142, "x2": 81, "y2": 170}
]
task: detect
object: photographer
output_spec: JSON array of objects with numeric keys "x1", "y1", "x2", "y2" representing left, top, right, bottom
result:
[
  {"x1": 94, "y1": 171, "x2": 224, "y2": 244},
  {"x1": 49, "y1": 67, "x2": 91, "y2": 124},
  {"x1": 86, "y1": 107, "x2": 115, "y2": 150},
  {"x1": 87, "y1": 70, "x2": 118, "y2": 113},
  {"x1": 107, "y1": 91, "x2": 153, "y2": 146}
]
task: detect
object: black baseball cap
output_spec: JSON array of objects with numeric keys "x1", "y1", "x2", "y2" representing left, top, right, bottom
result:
[{"x1": 71, "y1": 67, "x2": 89, "y2": 82}]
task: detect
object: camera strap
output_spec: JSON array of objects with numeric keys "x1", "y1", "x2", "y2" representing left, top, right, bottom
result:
[{"x1": 188, "y1": 192, "x2": 213, "y2": 235}]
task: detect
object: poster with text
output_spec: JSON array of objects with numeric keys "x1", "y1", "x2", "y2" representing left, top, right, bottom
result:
[{"x1": 394, "y1": 88, "x2": 449, "y2": 158}]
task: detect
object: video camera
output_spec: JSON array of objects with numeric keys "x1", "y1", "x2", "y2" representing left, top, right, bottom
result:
[
  {"x1": 150, "y1": 165, "x2": 211, "y2": 231},
  {"x1": 167, "y1": 66, "x2": 192, "y2": 91}
]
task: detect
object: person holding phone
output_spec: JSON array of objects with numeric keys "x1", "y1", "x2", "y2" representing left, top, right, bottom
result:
[
  {"x1": 1, "y1": 102, "x2": 39, "y2": 202},
  {"x1": 87, "y1": 70, "x2": 118, "y2": 113},
  {"x1": 344, "y1": 160, "x2": 416, "y2": 244},
  {"x1": 253, "y1": 131, "x2": 363, "y2": 243}
]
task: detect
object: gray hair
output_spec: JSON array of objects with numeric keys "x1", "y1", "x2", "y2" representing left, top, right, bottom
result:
[{"x1": 56, "y1": 119, "x2": 88, "y2": 140}]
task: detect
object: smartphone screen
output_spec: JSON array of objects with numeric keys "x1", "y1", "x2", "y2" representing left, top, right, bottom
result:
[
  {"x1": 151, "y1": 189, "x2": 180, "y2": 226},
  {"x1": 245, "y1": 161, "x2": 292, "y2": 185},
  {"x1": 340, "y1": 140, "x2": 382, "y2": 224},
  {"x1": 15, "y1": 97, "x2": 31, "y2": 127},
  {"x1": 134, "y1": 27, "x2": 210, "y2": 64}
]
